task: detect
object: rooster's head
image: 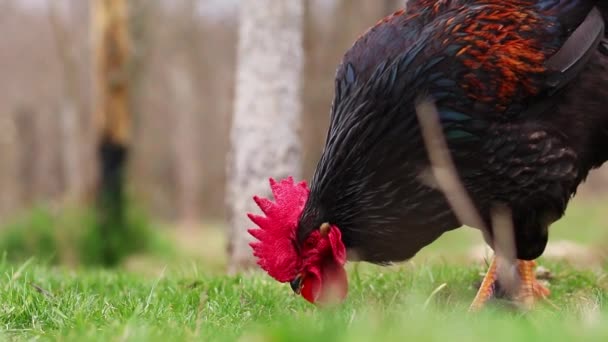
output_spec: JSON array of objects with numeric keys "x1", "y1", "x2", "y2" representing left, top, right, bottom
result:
[{"x1": 248, "y1": 177, "x2": 348, "y2": 305}]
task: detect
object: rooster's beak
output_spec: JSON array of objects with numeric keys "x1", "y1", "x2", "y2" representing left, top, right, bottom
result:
[{"x1": 290, "y1": 275, "x2": 303, "y2": 294}]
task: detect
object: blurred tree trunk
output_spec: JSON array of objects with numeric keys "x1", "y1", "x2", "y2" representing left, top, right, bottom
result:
[
  {"x1": 227, "y1": 0, "x2": 304, "y2": 273},
  {"x1": 128, "y1": 0, "x2": 162, "y2": 216},
  {"x1": 48, "y1": 1, "x2": 86, "y2": 202},
  {"x1": 92, "y1": 0, "x2": 132, "y2": 265},
  {"x1": 33, "y1": 111, "x2": 63, "y2": 200},
  {"x1": 0, "y1": 111, "x2": 19, "y2": 218},
  {"x1": 14, "y1": 107, "x2": 36, "y2": 207},
  {"x1": 0, "y1": 0, "x2": 19, "y2": 216},
  {"x1": 8, "y1": 107, "x2": 61, "y2": 209},
  {"x1": 170, "y1": 64, "x2": 201, "y2": 227},
  {"x1": 170, "y1": 0, "x2": 205, "y2": 227}
]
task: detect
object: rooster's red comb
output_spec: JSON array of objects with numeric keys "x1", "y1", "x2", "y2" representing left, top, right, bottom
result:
[{"x1": 248, "y1": 177, "x2": 310, "y2": 282}]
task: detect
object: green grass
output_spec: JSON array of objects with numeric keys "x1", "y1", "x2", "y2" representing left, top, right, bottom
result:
[
  {"x1": 1, "y1": 258, "x2": 607, "y2": 341},
  {"x1": 1, "y1": 197, "x2": 607, "y2": 341}
]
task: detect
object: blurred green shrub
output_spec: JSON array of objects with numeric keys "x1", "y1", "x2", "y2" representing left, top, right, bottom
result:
[{"x1": 0, "y1": 202, "x2": 172, "y2": 267}]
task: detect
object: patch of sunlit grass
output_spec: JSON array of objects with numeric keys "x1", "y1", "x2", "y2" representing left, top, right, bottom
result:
[{"x1": 1, "y1": 257, "x2": 607, "y2": 341}]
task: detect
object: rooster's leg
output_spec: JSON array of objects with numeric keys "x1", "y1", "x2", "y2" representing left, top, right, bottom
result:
[
  {"x1": 469, "y1": 257, "x2": 497, "y2": 311},
  {"x1": 469, "y1": 257, "x2": 550, "y2": 311}
]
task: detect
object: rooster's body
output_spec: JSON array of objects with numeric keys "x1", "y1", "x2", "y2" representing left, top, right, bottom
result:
[
  {"x1": 298, "y1": 0, "x2": 607, "y2": 264},
  {"x1": 249, "y1": 0, "x2": 608, "y2": 308}
]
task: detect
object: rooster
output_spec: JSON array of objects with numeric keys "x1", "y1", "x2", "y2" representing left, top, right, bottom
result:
[{"x1": 248, "y1": 0, "x2": 608, "y2": 309}]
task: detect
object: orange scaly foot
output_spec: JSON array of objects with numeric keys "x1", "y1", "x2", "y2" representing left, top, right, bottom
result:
[
  {"x1": 469, "y1": 257, "x2": 550, "y2": 312},
  {"x1": 513, "y1": 260, "x2": 551, "y2": 310}
]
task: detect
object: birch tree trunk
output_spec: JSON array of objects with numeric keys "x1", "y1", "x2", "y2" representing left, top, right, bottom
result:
[{"x1": 227, "y1": 0, "x2": 304, "y2": 273}]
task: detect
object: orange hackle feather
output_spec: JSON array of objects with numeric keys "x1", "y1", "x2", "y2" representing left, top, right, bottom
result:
[{"x1": 448, "y1": 3, "x2": 552, "y2": 110}]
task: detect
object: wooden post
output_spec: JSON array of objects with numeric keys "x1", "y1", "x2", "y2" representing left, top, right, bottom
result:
[{"x1": 92, "y1": 0, "x2": 132, "y2": 265}]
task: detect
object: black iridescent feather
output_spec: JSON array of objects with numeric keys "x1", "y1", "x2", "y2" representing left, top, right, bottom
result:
[{"x1": 297, "y1": 0, "x2": 608, "y2": 263}]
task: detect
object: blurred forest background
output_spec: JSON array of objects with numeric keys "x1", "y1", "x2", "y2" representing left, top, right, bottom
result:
[{"x1": 0, "y1": 0, "x2": 607, "y2": 267}]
